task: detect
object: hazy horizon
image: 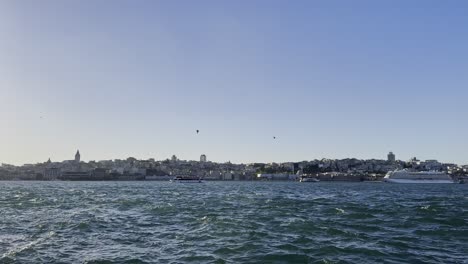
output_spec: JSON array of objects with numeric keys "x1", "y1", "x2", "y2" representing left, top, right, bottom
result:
[{"x1": 1, "y1": 1, "x2": 468, "y2": 166}]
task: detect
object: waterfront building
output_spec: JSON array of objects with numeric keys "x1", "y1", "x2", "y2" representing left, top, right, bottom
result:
[
  {"x1": 61, "y1": 171, "x2": 91, "y2": 180},
  {"x1": 44, "y1": 167, "x2": 61, "y2": 180},
  {"x1": 257, "y1": 173, "x2": 295, "y2": 181},
  {"x1": 223, "y1": 171, "x2": 233, "y2": 180},
  {"x1": 200, "y1": 154, "x2": 207, "y2": 162},
  {"x1": 387, "y1": 152, "x2": 396, "y2": 163}
]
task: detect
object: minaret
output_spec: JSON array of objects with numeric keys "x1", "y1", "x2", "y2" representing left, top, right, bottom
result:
[{"x1": 75, "y1": 150, "x2": 81, "y2": 163}]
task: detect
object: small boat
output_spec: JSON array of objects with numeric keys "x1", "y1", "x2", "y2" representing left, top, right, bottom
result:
[
  {"x1": 171, "y1": 176, "x2": 204, "y2": 183},
  {"x1": 299, "y1": 176, "x2": 320, "y2": 182}
]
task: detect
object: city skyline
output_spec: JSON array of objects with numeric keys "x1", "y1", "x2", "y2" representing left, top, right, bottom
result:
[
  {"x1": 1, "y1": 149, "x2": 464, "y2": 167},
  {"x1": 1, "y1": 1, "x2": 468, "y2": 165}
]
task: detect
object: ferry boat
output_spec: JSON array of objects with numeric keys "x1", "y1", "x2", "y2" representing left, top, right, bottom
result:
[
  {"x1": 170, "y1": 176, "x2": 204, "y2": 183},
  {"x1": 299, "y1": 176, "x2": 320, "y2": 182},
  {"x1": 384, "y1": 169, "x2": 455, "y2": 184}
]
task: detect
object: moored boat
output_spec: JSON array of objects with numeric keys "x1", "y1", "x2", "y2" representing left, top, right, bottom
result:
[
  {"x1": 384, "y1": 169, "x2": 455, "y2": 184},
  {"x1": 299, "y1": 176, "x2": 320, "y2": 182},
  {"x1": 171, "y1": 176, "x2": 204, "y2": 183}
]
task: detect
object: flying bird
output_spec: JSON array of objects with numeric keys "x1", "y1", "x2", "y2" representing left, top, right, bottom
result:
[
  {"x1": 273, "y1": 136, "x2": 276, "y2": 139},
  {"x1": 196, "y1": 130, "x2": 199, "y2": 134}
]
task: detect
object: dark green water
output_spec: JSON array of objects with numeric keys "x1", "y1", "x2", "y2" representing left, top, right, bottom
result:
[{"x1": 0, "y1": 181, "x2": 467, "y2": 263}]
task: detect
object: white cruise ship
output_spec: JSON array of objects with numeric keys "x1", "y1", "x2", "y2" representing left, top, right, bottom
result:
[{"x1": 384, "y1": 169, "x2": 455, "y2": 184}]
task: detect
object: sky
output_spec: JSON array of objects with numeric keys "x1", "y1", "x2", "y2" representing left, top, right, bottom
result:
[{"x1": 1, "y1": 0, "x2": 468, "y2": 165}]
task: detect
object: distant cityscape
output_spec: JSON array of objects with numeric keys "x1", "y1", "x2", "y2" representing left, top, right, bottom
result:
[{"x1": 0, "y1": 151, "x2": 467, "y2": 181}]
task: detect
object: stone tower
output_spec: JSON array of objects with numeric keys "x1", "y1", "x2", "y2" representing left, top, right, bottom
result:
[
  {"x1": 200, "y1": 154, "x2": 207, "y2": 162},
  {"x1": 75, "y1": 150, "x2": 81, "y2": 163}
]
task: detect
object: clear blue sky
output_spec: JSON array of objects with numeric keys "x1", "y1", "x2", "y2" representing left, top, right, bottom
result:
[{"x1": 1, "y1": 0, "x2": 467, "y2": 165}]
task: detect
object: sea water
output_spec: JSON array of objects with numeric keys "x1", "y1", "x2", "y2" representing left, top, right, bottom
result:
[{"x1": 0, "y1": 181, "x2": 467, "y2": 263}]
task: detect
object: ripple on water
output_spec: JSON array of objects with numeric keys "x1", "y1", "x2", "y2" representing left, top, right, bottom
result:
[{"x1": 0, "y1": 181, "x2": 467, "y2": 263}]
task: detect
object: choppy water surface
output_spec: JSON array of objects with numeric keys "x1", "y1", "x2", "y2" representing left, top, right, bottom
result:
[{"x1": 0, "y1": 181, "x2": 467, "y2": 263}]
